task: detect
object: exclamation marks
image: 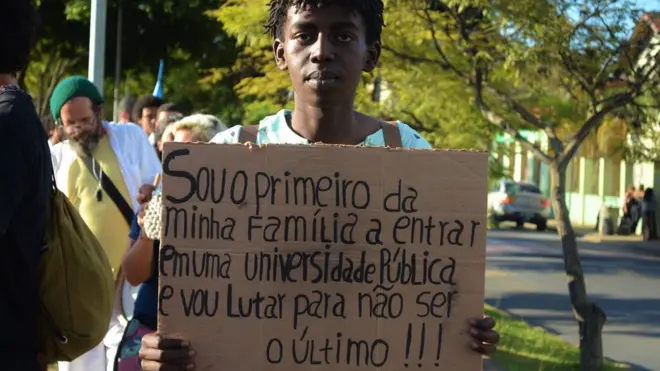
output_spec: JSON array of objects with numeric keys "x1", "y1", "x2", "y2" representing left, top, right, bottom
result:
[
  {"x1": 435, "y1": 323, "x2": 443, "y2": 366},
  {"x1": 404, "y1": 323, "x2": 444, "y2": 367},
  {"x1": 418, "y1": 323, "x2": 426, "y2": 365},
  {"x1": 405, "y1": 323, "x2": 413, "y2": 367}
]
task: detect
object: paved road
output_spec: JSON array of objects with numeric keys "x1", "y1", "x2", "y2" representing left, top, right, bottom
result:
[{"x1": 486, "y1": 228, "x2": 660, "y2": 371}]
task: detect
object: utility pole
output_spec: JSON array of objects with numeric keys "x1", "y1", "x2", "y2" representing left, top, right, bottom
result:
[
  {"x1": 88, "y1": 0, "x2": 107, "y2": 94},
  {"x1": 112, "y1": 0, "x2": 124, "y2": 122}
]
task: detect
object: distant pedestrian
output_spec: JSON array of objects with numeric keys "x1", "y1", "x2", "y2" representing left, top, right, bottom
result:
[
  {"x1": 622, "y1": 185, "x2": 640, "y2": 235},
  {"x1": 132, "y1": 95, "x2": 163, "y2": 144},
  {"x1": 641, "y1": 188, "x2": 657, "y2": 241},
  {"x1": 156, "y1": 102, "x2": 183, "y2": 128},
  {"x1": 118, "y1": 96, "x2": 136, "y2": 124},
  {"x1": 153, "y1": 110, "x2": 183, "y2": 159}
]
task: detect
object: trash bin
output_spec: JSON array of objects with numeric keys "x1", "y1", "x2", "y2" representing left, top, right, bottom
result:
[{"x1": 598, "y1": 205, "x2": 618, "y2": 236}]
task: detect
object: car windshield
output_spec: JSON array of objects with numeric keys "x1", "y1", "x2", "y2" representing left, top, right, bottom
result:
[
  {"x1": 519, "y1": 184, "x2": 542, "y2": 194},
  {"x1": 504, "y1": 182, "x2": 519, "y2": 194}
]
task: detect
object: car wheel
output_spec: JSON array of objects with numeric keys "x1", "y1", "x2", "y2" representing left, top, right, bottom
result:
[{"x1": 536, "y1": 220, "x2": 547, "y2": 231}]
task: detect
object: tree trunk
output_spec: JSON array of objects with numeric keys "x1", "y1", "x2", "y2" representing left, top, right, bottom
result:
[{"x1": 549, "y1": 162, "x2": 607, "y2": 370}]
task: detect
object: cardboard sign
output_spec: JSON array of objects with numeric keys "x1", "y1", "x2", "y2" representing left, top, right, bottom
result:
[{"x1": 158, "y1": 143, "x2": 488, "y2": 371}]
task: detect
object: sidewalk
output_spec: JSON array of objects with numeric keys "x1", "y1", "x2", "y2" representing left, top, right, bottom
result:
[{"x1": 546, "y1": 219, "x2": 595, "y2": 237}]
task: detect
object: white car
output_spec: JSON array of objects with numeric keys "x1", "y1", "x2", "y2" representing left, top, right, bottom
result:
[{"x1": 487, "y1": 180, "x2": 551, "y2": 231}]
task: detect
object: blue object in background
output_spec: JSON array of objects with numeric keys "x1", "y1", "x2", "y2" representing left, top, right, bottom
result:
[{"x1": 152, "y1": 59, "x2": 164, "y2": 99}]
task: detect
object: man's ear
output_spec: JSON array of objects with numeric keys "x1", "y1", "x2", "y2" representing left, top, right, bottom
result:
[
  {"x1": 273, "y1": 39, "x2": 288, "y2": 71},
  {"x1": 363, "y1": 42, "x2": 382, "y2": 73}
]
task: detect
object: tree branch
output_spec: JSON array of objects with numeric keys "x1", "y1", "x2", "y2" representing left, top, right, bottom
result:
[
  {"x1": 474, "y1": 68, "x2": 552, "y2": 163},
  {"x1": 560, "y1": 93, "x2": 634, "y2": 167},
  {"x1": 380, "y1": 45, "x2": 449, "y2": 67},
  {"x1": 421, "y1": 7, "x2": 550, "y2": 131},
  {"x1": 401, "y1": 109, "x2": 426, "y2": 132}
]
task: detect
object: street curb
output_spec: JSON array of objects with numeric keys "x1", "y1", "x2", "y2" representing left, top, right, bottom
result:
[{"x1": 487, "y1": 305, "x2": 634, "y2": 370}]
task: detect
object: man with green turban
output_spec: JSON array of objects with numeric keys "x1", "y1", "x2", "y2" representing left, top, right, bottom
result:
[{"x1": 50, "y1": 76, "x2": 160, "y2": 371}]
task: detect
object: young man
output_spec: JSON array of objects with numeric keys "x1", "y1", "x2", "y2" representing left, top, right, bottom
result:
[
  {"x1": 138, "y1": 1, "x2": 499, "y2": 369},
  {"x1": 133, "y1": 95, "x2": 164, "y2": 143},
  {"x1": 0, "y1": 1, "x2": 51, "y2": 370}
]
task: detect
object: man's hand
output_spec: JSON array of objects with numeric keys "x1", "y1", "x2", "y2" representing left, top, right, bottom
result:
[
  {"x1": 468, "y1": 316, "x2": 499, "y2": 356},
  {"x1": 140, "y1": 333, "x2": 196, "y2": 371},
  {"x1": 136, "y1": 184, "x2": 155, "y2": 228},
  {"x1": 138, "y1": 184, "x2": 156, "y2": 204}
]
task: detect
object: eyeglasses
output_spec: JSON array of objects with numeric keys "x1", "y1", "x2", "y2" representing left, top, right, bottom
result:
[{"x1": 59, "y1": 113, "x2": 101, "y2": 133}]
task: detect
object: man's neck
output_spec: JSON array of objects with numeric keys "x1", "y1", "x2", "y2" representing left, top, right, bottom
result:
[
  {"x1": 291, "y1": 102, "x2": 358, "y2": 144},
  {"x1": 0, "y1": 74, "x2": 18, "y2": 87}
]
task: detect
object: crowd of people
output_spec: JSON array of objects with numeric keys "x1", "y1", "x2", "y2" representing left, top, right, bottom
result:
[
  {"x1": 1, "y1": 0, "x2": 502, "y2": 371},
  {"x1": 622, "y1": 184, "x2": 658, "y2": 240}
]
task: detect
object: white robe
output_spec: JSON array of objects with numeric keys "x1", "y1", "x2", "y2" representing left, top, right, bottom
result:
[{"x1": 52, "y1": 121, "x2": 161, "y2": 371}]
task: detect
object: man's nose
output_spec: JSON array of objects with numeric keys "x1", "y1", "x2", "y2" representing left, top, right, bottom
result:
[{"x1": 310, "y1": 33, "x2": 335, "y2": 63}]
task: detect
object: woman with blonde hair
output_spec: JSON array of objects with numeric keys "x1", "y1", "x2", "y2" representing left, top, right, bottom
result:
[{"x1": 171, "y1": 113, "x2": 228, "y2": 143}]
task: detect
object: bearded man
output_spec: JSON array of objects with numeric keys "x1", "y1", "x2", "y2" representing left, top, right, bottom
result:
[{"x1": 49, "y1": 76, "x2": 161, "y2": 371}]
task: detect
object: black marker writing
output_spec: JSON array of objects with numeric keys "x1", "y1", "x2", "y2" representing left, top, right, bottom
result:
[
  {"x1": 274, "y1": 328, "x2": 389, "y2": 367},
  {"x1": 164, "y1": 205, "x2": 236, "y2": 240},
  {"x1": 226, "y1": 284, "x2": 286, "y2": 320},
  {"x1": 160, "y1": 244, "x2": 231, "y2": 279},
  {"x1": 247, "y1": 211, "x2": 358, "y2": 244}
]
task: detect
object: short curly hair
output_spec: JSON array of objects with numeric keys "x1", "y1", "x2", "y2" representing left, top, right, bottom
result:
[
  {"x1": 0, "y1": 0, "x2": 40, "y2": 74},
  {"x1": 265, "y1": 0, "x2": 385, "y2": 44},
  {"x1": 132, "y1": 95, "x2": 164, "y2": 121}
]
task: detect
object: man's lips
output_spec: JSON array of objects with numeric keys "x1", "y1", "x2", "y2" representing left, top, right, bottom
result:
[{"x1": 306, "y1": 70, "x2": 340, "y2": 81}]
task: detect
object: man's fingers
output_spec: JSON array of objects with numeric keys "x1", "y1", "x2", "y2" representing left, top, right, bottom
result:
[
  {"x1": 471, "y1": 316, "x2": 496, "y2": 330},
  {"x1": 139, "y1": 184, "x2": 156, "y2": 195},
  {"x1": 139, "y1": 346, "x2": 193, "y2": 364},
  {"x1": 471, "y1": 341, "x2": 497, "y2": 356},
  {"x1": 472, "y1": 328, "x2": 500, "y2": 344},
  {"x1": 142, "y1": 334, "x2": 190, "y2": 350},
  {"x1": 140, "y1": 360, "x2": 194, "y2": 371},
  {"x1": 137, "y1": 194, "x2": 153, "y2": 204}
]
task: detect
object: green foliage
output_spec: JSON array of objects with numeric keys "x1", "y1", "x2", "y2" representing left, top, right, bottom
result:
[{"x1": 23, "y1": 0, "x2": 243, "y2": 124}]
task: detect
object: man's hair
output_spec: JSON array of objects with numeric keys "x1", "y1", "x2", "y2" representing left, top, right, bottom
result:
[
  {"x1": 119, "y1": 96, "x2": 136, "y2": 113},
  {"x1": 133, "y1": 95, "x2": 164, "y2": 120},
  {"x1": 0, "y1": 0, "x2": 40, "y2": 74},
  {"x1": 156, "y1": 111, "x2": 185, "y2": 140},
  {"x1": 265, "y1": 0, "x2": 385, "y2": 44},
  {"x1": 158, "y1": 102, "x2": 182, "y2": 115}
]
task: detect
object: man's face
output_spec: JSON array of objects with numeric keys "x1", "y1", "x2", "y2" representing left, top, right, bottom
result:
[
  {"x1": 139, "y1": 107, "x2": 158, "y2": 134},
  {"x1": 59, "y1": 97, "x2": 104, "y2": 154},
  {"x1": 157, "y1": 124, "x2": 175, "y2": 152},
  {"x1": 273, "y1": 4, "x2": 380, "y2": 107},
  {"x1": 157, "y1": 110, "x2": 170, "y2": 126}
]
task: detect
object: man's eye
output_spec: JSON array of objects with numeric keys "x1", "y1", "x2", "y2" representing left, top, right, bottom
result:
[
  {"x1": 296, "y1": 33, "x2": 311, "y2": 41},
  {"x1": 337, "y1": 34, "x2": 353, "y2": 42}
]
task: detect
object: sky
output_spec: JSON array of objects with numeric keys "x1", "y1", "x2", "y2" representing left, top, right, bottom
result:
[{"x1": 637, "y1": 0, "x2": 659, "y2": 11}]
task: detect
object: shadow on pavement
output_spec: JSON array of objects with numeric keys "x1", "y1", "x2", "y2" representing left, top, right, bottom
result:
[{"x1": 488, "y1": 249, "x2": 660, "y2": 278}]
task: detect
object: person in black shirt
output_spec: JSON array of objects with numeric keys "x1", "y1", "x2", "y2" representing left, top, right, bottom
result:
[{"x1": 0, "y1": 1, "x2": 51, "y2": 370}]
